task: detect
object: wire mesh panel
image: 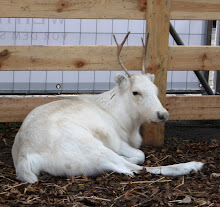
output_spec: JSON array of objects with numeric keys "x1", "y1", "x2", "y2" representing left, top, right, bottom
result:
[
  {"x1": 168, "y1": 20, "x2": 209, "y2": 93},
  {"x1": 0, "y1": 18, "x2": 210, "y2": 94}
]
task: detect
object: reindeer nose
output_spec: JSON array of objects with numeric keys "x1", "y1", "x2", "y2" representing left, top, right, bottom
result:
[{"x1": 157, "y1": 111, "x2": 168, "y2": 122}]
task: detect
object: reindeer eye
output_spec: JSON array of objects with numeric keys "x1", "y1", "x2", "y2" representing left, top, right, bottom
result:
[{"x1": 132, "y1": 91, "x2": 139, "y2": 96}]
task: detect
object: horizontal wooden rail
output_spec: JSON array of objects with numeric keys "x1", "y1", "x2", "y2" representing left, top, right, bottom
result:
[
  {"x1": 0, "y1": 0, "x2": 219, "y2": 20},
  {"x1": 168, "y1": 46, "x2": 220, "y2": 71},
  {"x1": 0, "y1": 95, "x2": 219, "y2": 122},
  {"x1": 1, "y1": 46, "x2": 220, "y2": 71},
  {"x1": 167, "y1": 95, "x2": 220, "y2": 120},
  {"x1": 0, "y1": 45, "x2": 143, "y2": 71}
]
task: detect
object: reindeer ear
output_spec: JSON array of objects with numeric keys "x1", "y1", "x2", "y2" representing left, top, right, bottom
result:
[
  {"x1": 146, "y1": 73, "x2": 155, "y2": 83},
  {"x1": 114, "y1": 73, "x2": 130, "y2": 90}
]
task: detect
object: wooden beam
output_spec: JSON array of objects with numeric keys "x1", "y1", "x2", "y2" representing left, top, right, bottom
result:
[
  {"x1": 0, "y1": 95, "x2": 219, "y2": 122},
  {"x1": 0, "y1": 45, "x2": 143, "y2": 71},
  {"x1": 0, "y1": 0, "x2": 143, "y2": 19},
  {"x1": 168, "y1": 46, "x2": 220, "y2": 71},
  {"x1": 167, "y1": 96, "x2": 220, "y2": 121},
  {"x1": 141, "y1": 0, "x2": 171, "y2": 146},
  {"x1": 1, "y1": 45, "x2": 220, "y2": 71},
  {"x1": 170, "y1": 0, "x2": 220, "y2": 20},
  {"x1": 0, "y1": 96, "x2": 61, "y2": 122},
  {"x1": 0, "y1": 0, "x2": 219, "y2": 20}
]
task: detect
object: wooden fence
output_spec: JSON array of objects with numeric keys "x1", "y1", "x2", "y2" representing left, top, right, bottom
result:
[{"x1": 0, "y1": 0, "x2": 220, "y2": 146}]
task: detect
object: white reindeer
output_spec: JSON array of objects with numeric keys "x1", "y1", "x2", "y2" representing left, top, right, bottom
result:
[{"x1": 12, "y1": 32, "x2": 204, "y2": 183}]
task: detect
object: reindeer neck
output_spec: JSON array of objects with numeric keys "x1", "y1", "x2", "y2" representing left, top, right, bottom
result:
[
  {"x1": 91, "y1": 87, "x2": 118, "y2": 110},
  {"x1": 89, "y1": 88, "x2": 141, "y2": 133}
]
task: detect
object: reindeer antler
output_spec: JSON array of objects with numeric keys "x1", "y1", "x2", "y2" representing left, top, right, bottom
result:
[
  {"x1": 141, "y1": 32, "x2": 149, "y2": 74},
  {"x1": 113, "y1": 32, "x2": 131, "y2": 77}
]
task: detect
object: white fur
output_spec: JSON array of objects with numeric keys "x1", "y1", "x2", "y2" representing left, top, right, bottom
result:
[
  {"x1": 146, "y1": 162, "x2": 204, "y2": 176},
  {"x1": 12, "y1": 74, "x2": 203, "y2": 183}
]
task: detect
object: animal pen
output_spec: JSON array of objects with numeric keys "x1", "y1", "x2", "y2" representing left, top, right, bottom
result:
[{"x1": 0, "y1": 0, "x2": 220, "y2": 147}]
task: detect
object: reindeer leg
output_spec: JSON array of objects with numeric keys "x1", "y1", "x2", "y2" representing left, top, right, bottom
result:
[
  {"x1": 118, "y1": 141, "x2": 145, "y2": 165},
  {"x1": 145, "y1": 161, "x2": 204, "y2": 176}
]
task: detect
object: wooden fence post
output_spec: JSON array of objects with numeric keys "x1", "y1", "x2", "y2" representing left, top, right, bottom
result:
[{"x1": 141, "y1": 0, "x2": 171, "y2": 146}]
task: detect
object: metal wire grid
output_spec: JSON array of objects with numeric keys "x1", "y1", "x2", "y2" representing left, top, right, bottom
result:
[{"x1": 0, "y1": 18, "x2": 210, "y2": 94}]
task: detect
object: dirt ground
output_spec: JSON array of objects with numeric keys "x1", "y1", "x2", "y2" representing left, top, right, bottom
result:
[{"x1": 0, "y1": 121, "x2": 219, "y2": 207}]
